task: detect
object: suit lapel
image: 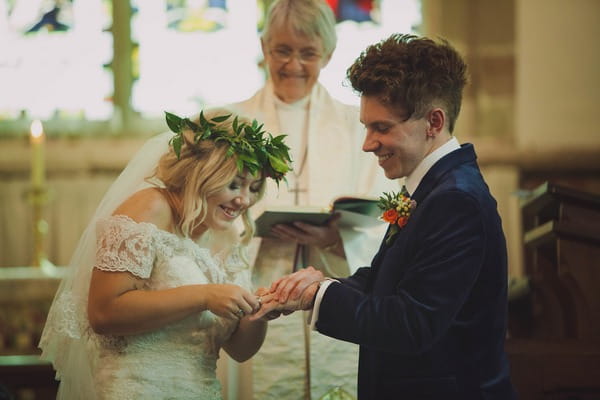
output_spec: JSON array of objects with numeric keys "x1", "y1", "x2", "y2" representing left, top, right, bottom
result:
[
  {"x1": 411, "y1": 143, "x2": 476, "y2": 204},
  {"x1": 370, "y1": 225, "x2": 394, "y2": 267},
  {"x1": 370, "y1": 144, "x2": 477, "y2": 270}
]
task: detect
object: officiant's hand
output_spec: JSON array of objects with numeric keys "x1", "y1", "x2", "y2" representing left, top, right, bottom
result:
[{"x1": 271, "y1": 213, "x2": 344, "y2": 257}]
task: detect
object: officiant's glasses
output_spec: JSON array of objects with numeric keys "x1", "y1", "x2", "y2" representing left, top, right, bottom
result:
[{"x1": 269, "y1": 47, "x2": 322, "y2": 64}]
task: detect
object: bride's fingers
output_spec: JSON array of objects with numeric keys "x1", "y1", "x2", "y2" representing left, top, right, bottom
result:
[{"x1": 241, "y1": 293, "x2": 260, "y2": 314}]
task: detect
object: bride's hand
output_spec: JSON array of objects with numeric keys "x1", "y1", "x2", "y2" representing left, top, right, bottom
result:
[{"x1": 202, "y1": 284, "x2": 259, "y2": 320}]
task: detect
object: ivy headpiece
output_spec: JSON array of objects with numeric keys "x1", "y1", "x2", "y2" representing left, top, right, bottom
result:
[{"x1": 165, "y1": 111, "x2": 292, "y2": 185}]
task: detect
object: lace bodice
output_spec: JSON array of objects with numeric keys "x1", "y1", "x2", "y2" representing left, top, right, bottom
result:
[{"x1": 89, "y1": 215, "x2": 251, "y2": 399}]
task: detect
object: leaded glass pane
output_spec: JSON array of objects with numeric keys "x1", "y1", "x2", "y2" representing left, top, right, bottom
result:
[
  {"x1": 130, "y1": 0, "x2": 263, "y2": 117},
  {"x1": 0, "y1": 0, "x2": 113, "y2": 121}
]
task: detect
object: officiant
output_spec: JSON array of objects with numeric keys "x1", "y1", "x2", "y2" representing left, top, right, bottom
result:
[{"x1": 223, "y1": 0, "x2": 394, "y2": 398}]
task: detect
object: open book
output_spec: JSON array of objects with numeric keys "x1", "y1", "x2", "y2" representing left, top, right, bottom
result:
[{"x1": 254, "y1": 196, "x2": 383, "y2": 238}]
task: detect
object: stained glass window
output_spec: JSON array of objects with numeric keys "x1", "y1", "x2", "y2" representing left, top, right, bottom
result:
[
  {"x1": 131, "y1": 0, "x2": 420, "y2": 116},
  {"x1": 0, "y1": 0, "x2": 113, "y2": 122},
  {"x1": 130, "y1": 0, "x2": 263, "y2": 117},
  {"x1": 0, "y1": 0, "x2": 420, "y2": 132},
  {"x1": 321, "y1": 0, "x2": 421, "y2": 105}
]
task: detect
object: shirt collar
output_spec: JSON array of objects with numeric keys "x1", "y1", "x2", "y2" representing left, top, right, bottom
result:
[{"x1": 404, "y1": 136, "x2": 460, "y2": 196}]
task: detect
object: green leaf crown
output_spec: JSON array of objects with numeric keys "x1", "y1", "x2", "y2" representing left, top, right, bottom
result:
[{"x1": 165, "y1": 110, "x2": 292, "y2": 184}]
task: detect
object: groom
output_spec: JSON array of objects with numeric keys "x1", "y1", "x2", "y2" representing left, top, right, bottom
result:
[{"x1": 252, "y1": 34, "x2": 517, "y2": 399}]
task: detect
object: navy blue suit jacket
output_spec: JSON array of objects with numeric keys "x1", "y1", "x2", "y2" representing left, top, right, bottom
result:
[{"x1": 316, "y1": 144, "x2": 517, "y2": 399}]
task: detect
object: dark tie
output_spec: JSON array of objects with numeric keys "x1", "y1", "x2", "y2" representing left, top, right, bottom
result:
[{"x1": 401, "y1": 185, "x2": 410, "y2": 197}]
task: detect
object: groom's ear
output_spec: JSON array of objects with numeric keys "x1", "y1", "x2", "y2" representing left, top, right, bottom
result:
[
  {"x1": 425, "y1": 108, "x2": 445, "y2": 136},
  {"x1": 428, "y1": 107, "x2": 446, "y2": 133}
]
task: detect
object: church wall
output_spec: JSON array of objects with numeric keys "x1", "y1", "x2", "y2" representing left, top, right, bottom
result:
[
  {"x1": 421, "y1": 0, "x2": 600, "y2": 277},
  {"x1": 0, "y1": 138, "x2": 144, "y2": 267},
  {"x1": 516, "y1": 0, "x2": 600, "y2": 150}
]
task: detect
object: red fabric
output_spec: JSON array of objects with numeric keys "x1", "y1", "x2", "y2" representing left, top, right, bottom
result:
[{"x1": 325, "y1": 0, "x2": 339, "y2": 16}]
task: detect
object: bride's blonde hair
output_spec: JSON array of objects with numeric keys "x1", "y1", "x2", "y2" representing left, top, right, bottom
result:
[{"x1": 153, "y1": 109, "x2": 264, "y2": 243}]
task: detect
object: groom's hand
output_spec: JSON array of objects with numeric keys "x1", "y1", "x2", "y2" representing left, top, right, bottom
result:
[
  {"x1": 271, "y1": 266, "x2": 325, "y2": 304},
  {"x1": 249, "y1": 267, "x2": 325, "y2": 321},
  {"x1": 249, "y1": 285, "x2": 319, "y2": 321}
]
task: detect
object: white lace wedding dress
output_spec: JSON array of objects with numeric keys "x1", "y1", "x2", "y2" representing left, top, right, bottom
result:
[{"x1": 47, "y1": 214, "x2": 251, "y2": 399}]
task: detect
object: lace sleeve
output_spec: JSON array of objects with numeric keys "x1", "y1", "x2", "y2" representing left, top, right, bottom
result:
[{"x1": 95, "y1": 215, "x2": 157, "y2": 279}]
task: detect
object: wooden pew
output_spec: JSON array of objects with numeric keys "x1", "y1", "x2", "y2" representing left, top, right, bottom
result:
[
  {"x1": 507, "y1": 182, "x2": 600, "y2": 399},
  {"x1": 0, "y1": 355, "x2": 58, "y2": 400}
]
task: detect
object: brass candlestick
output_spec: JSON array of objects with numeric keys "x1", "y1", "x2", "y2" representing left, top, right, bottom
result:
[{"x1": 26, "y1": 185, "x2": 50, "y2": 267}]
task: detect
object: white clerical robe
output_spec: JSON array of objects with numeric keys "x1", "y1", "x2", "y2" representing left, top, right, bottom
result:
[{"x1": 221, "y1": 80, "x2": 396, "y2": 400}]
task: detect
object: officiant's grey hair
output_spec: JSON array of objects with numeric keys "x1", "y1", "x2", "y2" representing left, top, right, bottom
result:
[{"x1": 261, "y1": 0, "x2": 337, "y2": 58}]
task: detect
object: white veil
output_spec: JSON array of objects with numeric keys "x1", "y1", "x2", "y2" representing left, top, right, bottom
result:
[{"x1": 39, "y1": 132, "x2": 172, "y2": 399}]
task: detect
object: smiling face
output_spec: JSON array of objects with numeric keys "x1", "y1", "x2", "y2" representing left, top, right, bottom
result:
[
  {"x1": 262, "y1": 25, "x2": 330, "y2": 103},
  {"x1": 200, "y1": 172, "x2": 263, "y2": 232},
  {"x1": 360, "y1": 95, "x2": 434, "y2": 180}
]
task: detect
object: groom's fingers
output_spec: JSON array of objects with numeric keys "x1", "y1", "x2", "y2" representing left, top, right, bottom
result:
[
  {"x1": 269, "y1": 276, "x2": 286, "y2": 293},
  {"x1": 249, "y1": 299, "x2": 281, "y2": 321},
  {"x1": 279, "y1": 267, "x2": 323, "y2": 303},
  {"x1": 276, "y1": 269, "x2": 315, "y2": 303},
  {"x1": 288, "y1": 273, "x2": 319, "y2": 301},
  {"x1": 274, "y1": 274, "x2": 303, "y2": 303}
]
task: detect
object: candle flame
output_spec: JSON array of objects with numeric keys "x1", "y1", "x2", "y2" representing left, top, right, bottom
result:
[{"x1": 31, "y1": 120, "x2": 44, "y2": 139}]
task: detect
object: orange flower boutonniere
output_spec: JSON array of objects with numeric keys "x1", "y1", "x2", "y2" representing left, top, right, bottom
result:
[{"x1": 378, "y1": 190, "x2": 417, "y2": 244}]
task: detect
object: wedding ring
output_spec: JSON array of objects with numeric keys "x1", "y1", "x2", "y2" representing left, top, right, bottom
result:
[
  {"x1": 236, "y1": 308, "x2": 245, "y2": 318},
  {"x1": 257, "y1": 296, "x2": 262, "y2": 306}
]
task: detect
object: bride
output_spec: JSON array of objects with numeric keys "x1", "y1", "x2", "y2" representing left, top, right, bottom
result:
[{"x1": 39, "y1": 109, "x2": 291, "y2": 399}]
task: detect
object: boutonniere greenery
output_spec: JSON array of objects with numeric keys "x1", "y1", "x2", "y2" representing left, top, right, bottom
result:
[{"x1": 377, "y1": 191, "x2": 417, "y2": 244}]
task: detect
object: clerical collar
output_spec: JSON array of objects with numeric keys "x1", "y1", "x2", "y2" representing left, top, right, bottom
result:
[
  {"x1": 273, "y1": 94, "x2": 310, "y2": 110},
  {"x1": 405, "y1": 137, "x2": 461, "y2": 196}
]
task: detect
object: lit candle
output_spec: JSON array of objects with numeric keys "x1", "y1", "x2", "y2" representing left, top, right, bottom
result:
[{"x1": 30, "y1": 120, "x2": 45, "y2": 188}]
